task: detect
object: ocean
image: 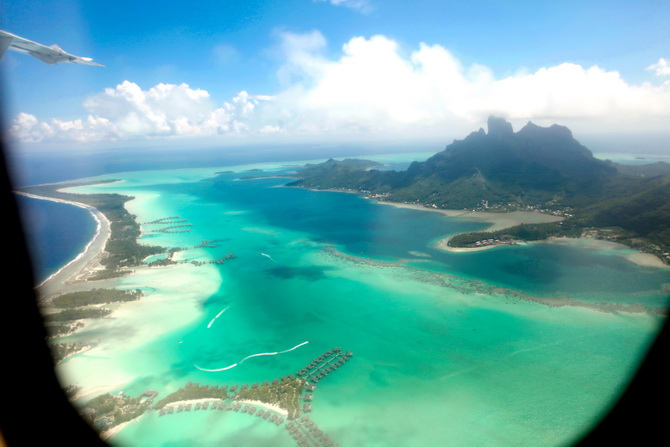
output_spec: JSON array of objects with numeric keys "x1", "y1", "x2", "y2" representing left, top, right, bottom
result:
[{"x1": 14, "y1": 152, "x2": 670, "y2": 446}]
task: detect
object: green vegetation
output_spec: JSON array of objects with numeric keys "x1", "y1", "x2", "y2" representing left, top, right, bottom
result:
[
  {"x1": 83, "y1": 392, "x2": 154, "y2": 432},
  {"x1": 289, "y1": 117, "x2": 670, "y2": 262},
  {"x1": 52, "y1": 288, "x2": 142, "y2": 308},
  {"x1": 237, "y1": 378, "x2": 305, "y2": 420},
  {"x1": 448, "y1": 221, "x2": 583, "y2": 248},
  {"x1": 45, "y1": 307, "x2": 112, "y2": 322},
  {"x1": 18, "y1": 182, "x2": 165, "y2": 275},
  {"x1": 287, "y1": 158, "x2": 384, "y2": 190},
  {"x1": 51, "y1": 342, "x2": 90, "y2": 363},
  {"x1": 45, "y1": 321, "x2": 84, "y2": 337},
  {"x1": 153, "y1": 383, "x2": 229, "y2": 410},
  {"x1": 63, "y1": 384, "x2": 81, "y2": 399}
]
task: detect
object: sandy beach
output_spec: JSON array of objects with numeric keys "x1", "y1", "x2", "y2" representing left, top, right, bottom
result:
[
  {"x1": 540, "y1": 237, "x2": 670, "y2": 269},
  {"x1": 236, "y1": 399, "x2": 289, "y2": 417},
  {"x1": 18, "y1": 192, "x2": 114, "y2": 299},
  {"x1": 381, "y1": 202, "x2": 670, "y2": 267},
  {"x1": 375, "y1": 201, "x2": 564, "y2": 252}
]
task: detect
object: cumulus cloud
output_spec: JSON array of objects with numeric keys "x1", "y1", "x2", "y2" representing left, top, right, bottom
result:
[
  {"x1": 10, "y1": 32, "x2": 670, "y2": 144},
  {"x1": 273, "y1": 33, "x2": 670, "y2": 135},
  {"x1": 11, "y1": 82, "x2": 273, "y2": 143},
  {"x1": 647, "y1": 58, "x2": 670, "y2": 77}
]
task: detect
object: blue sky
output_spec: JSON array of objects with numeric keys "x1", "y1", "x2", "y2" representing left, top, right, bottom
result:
[{"x1": 2, "y1": 0, "x2": 670, "y2": 152}]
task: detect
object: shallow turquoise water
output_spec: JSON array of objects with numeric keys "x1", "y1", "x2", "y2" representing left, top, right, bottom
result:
[{"x1": 59, "y1": 162, "x2": 668, "y2": 447}]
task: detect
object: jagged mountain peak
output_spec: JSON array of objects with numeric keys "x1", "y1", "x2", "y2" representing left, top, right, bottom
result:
[
  {"x1": 517, "y1": 120, "x2": 574, "y2": 139},
  {"x1": 487, "y1": 116, "x2": 514, "y2": 136}
]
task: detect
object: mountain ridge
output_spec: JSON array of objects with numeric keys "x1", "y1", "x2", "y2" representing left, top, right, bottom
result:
[{"x1": 287, "y1": 117, "x2": 670, "y2": 262}]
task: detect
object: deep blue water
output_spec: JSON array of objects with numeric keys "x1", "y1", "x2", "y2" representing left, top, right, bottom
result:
[
  {"x1": 15, "y1": 194, "x2": 97, "y2": 283},
  {"x1": 9, "y1": 148, "x2": 426, "y2": 286}
]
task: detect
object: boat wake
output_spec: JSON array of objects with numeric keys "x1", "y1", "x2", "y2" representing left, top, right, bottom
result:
[
  {"x1": 261, "y1": 252, "x2": 277, "y2": 263},
  {"x1": 194, "y1": 341, "x2": 309, "y2": 373},
  {"x1": 207, "y1": 306, "x2": 230, "y2": 329}
]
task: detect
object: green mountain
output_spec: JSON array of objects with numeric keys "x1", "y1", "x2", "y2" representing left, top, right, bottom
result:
[
  {"x1": 288, "y1": 117, "x2": 670, "y2": 259},
  {"x1": 290, "y1": 117, "x2": 623, "y2": 209}
]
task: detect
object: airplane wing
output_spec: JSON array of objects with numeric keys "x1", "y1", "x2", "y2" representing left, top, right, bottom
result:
[{"x1": 0, "y1": 29, "x2": 104, "y2": 67}]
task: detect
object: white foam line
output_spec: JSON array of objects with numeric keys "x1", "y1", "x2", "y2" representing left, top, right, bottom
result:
[
  {"x1": 194, "y1": 363, "x2": 238, "y2": 372},
  {"x1": 261, "y1": 253, "x2": 276, "y2": 262},
  {"x1": 194, "y1": 341, "x2": 309, "y2": 373},
  {"x1": 239, "y1": 341, "x2": 309, "y2": 364},
  {"x1": 207, "y1": 306, "x2": 230, "y2": 329}
]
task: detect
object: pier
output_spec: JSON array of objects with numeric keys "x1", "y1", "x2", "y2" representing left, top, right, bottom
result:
[
  {"x1": 152, "y1": 347, "x2": 351, "y2": 446},
  {"x1": 296, "y1": 347, "x2": 353, "y2": 384}
]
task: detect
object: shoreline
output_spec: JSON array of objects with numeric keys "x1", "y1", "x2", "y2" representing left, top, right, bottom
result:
[
  {"x1": 372, "y1": 200, "x2": 565, "y2": 251},
  {"x1": 372, "y1": 200, "x2": 669, "y2": 268},
  {"x1": 236, "y1": 399, "x2": 289, "y2": 417},
  {"x1": 538, "y1": 237, "x2": 670, "y2": 270},
  {"x1": 17, "y1": 192, "x2": 114, "y2": 299}
]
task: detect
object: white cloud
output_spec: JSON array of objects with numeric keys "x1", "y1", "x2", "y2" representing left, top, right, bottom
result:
[
  {"x1": 10, "y1": 82, "x2": 273, "y2": 143},
  {"x1": 315, "y1": 0, "x2": 372, "y2": 13},
  {"x1": 272, "y1": 33, "x2": 670, "y2": 136},
  {"x1": 646, "y1": 58, "x2": 670, "y2": 77},
  {"x1": 9, "y1": 33, "x2": 670, "y2": 144}
]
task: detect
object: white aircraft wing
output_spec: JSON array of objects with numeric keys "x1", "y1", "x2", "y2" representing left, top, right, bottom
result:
[{"x1": 0, "y1": 29, "x2": 104, "y2": 67}]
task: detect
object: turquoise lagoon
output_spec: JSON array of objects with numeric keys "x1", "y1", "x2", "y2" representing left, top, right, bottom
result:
[{"x1": 56, "y1": 158, "x2": 669, "y2": 447}]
